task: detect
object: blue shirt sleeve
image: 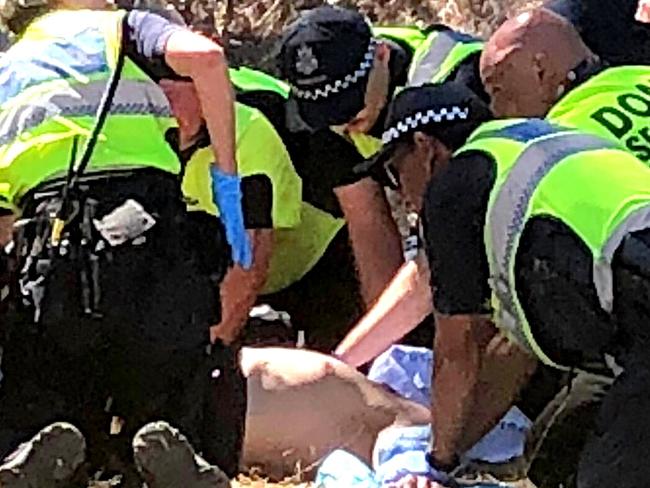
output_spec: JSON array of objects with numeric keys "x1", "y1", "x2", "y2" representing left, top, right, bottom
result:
[{"x1": 123, "y1": 10, "x2": 186, "y2": 81}]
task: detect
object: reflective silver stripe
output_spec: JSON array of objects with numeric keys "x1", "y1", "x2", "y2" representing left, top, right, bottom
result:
[
  {"x1": 408, "y1": 32, "x2": 457, "y2": 86},
  {"x1": 594, "y1": 203, "x2": 650, "y2": 312},
  {"x1": 487, "y1": 132, "x2": 618, "y2": 349},
  {"x1": 0, "y1": 79, "x2": 172, "y2": 145},
  {"x1": 407, "y1": 30, "x2": 482, "y2": 87}
]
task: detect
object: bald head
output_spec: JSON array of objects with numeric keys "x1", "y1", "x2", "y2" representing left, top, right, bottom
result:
[{"x1": 480, "y1": 8, "x2": 595, "y2": 118}]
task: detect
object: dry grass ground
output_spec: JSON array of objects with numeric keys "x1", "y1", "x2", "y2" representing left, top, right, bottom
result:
[{"x1": 232, "y1": 477, "x2": 313, "y2": 487}]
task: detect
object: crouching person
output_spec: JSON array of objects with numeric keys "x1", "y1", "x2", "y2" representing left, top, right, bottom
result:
[
  {"x1": 0, "y1": 1, "x2": 247, "y2": 486},
  {"x1": 343, "y1": 83, "x2": 650, "y2": 488},
  {"x1": 160, "y1": 71, "x2": 303, "y2": 474}
]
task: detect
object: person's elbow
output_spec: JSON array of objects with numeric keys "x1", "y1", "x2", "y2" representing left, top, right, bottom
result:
[{"x1": 164, "y1": 30, "x2": 227, "y2": 78}]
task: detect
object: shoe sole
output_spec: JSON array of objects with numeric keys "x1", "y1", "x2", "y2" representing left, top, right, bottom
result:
[
  {"x1": 133, "y1": 421, "x2": 230, "y2": 488},
  {"x1": 0, "y1": 422, "x2": 86, "y2": 488}
]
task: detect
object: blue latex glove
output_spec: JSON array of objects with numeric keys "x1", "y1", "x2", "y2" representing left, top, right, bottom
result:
[{"x1": 210, "y1": 166, "x2": 252, "y2": 269}]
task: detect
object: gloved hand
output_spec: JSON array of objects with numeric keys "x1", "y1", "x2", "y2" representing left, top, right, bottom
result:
[{"x1": 210, "y1": 166, "x2": 252, "y2": 269}]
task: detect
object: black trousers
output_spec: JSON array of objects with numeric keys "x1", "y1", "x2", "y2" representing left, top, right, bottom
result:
[
  {"x1": 0, "y1": 171, "x2": 246, "y2": 478},
  {"x1": 516, "y1": 218, "x2": 650, "y2": 488}
]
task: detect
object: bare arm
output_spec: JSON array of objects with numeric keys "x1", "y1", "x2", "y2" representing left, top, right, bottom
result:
[
  {"x1": 335, "y1": 177, "x2": 404, "y2": 306},
  {"x1": 164, "y1": 31, "x2": 236, "y2": 174},
  {"x1": 460, "y1": 330, "x2": 538, "y2": 452},
  {"x1": 210, "y1": 229, "x2": 274, "y2": 345},
  {"x1": 430, "y1": 314, "x2": 537, "y2": 465},
  {"x1": 334, "y1": 255, "x2": 433, "y2": 367},
  {"x1": 0, "y1": 214, "x2": 13, "y2": 246}
]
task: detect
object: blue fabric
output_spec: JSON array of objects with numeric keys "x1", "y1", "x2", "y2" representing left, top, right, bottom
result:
[
  {"x1": 465, "y1": 407, "x2": 532, "y2": 463},
  {"x1": 368, "y1": 346, "x2": 532, "y2": 462},
  {"x1": 374, "y1": 425, "x2": 449, "y2": 485},
  {"x1": 316, "y1": 447, "x2": 513, "y2": 488},
  {"x1": 316, "y1": 346, "x2": 533, "y2": 487},
  {"x1": 0, "y1": 26, "x2": 108, "y2": 105},
  {"x1": 210, "y1": 166, "x2": 252, "y2": 269},
  {"x1": 315, "y1": 449, "x2": 380, "y2": 488},
  {"x1": 126, "y1": 10, "x2": 184, "y2": 60},
  {"x1": 367, "y1": 345, "x2": 432, "y2": 407}
]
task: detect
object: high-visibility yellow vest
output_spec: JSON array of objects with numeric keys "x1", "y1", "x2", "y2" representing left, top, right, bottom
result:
[
  {"x1": 182, "y1": 99, "x2": 344, "y2": 294},
  {"x1": 373, "y1": 25, "x2": 428, "y2": 54},
  {"x1": 182, "y1": 102, "x2": 302, "y2": 228},
  {"x1": 224, "y1": 66, "x2": 347, "y2": 293},
  {"x1": 457, "y1": 118, "x2": 650, "y2": 369},
  {"x1": 546, "y1": 66, "x2": 650, "y2": 163},
  {"x1": 0, "y1": 9, "x2": 179, "y2": 212},
  {"x1": 407, "y1": 28, "x2": 483, "y2": 87}
]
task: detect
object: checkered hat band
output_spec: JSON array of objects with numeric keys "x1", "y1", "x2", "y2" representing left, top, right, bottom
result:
[
  {"x1": 291, "y1": 39, "x2": 378, "y2": 101},
  {"x1": 382, "y1": 106, "x2": 470, "y2": 144}
]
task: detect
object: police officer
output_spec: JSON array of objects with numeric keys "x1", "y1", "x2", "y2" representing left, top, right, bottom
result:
[
  {"x1": 212, "y1": 62, "x2": 406, "y2": 351},
  {"x1": 279, "y1": 5, "x2": 488, "y2": 141},
  {"x1": 228, "y1": 67, "x2": 385, "y2": 351},
  {"x1": 275, "y1": 6, "x2": 410, "y2": 334},
  {"x1": 169, "y1": 62, "x2": 387, "y2": 354},
  {"x1": 0, "y1": 0, "x2": 249, "y2": 486},
  {"x1": 161, "y1": 69, "x2": 308, "y2": 343},
  {"x1": 275, "y1": 6, "x2": 493, "y2": 353},
  {"x1": 333, "y1": 81, "x2": 492, "y2": 367},
  {"x1": 480, "y1": 8, "x2": 650, "y2": 163},
  {"x1": 351, "y1": 83, "x2": 650, "y2": 488}
]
